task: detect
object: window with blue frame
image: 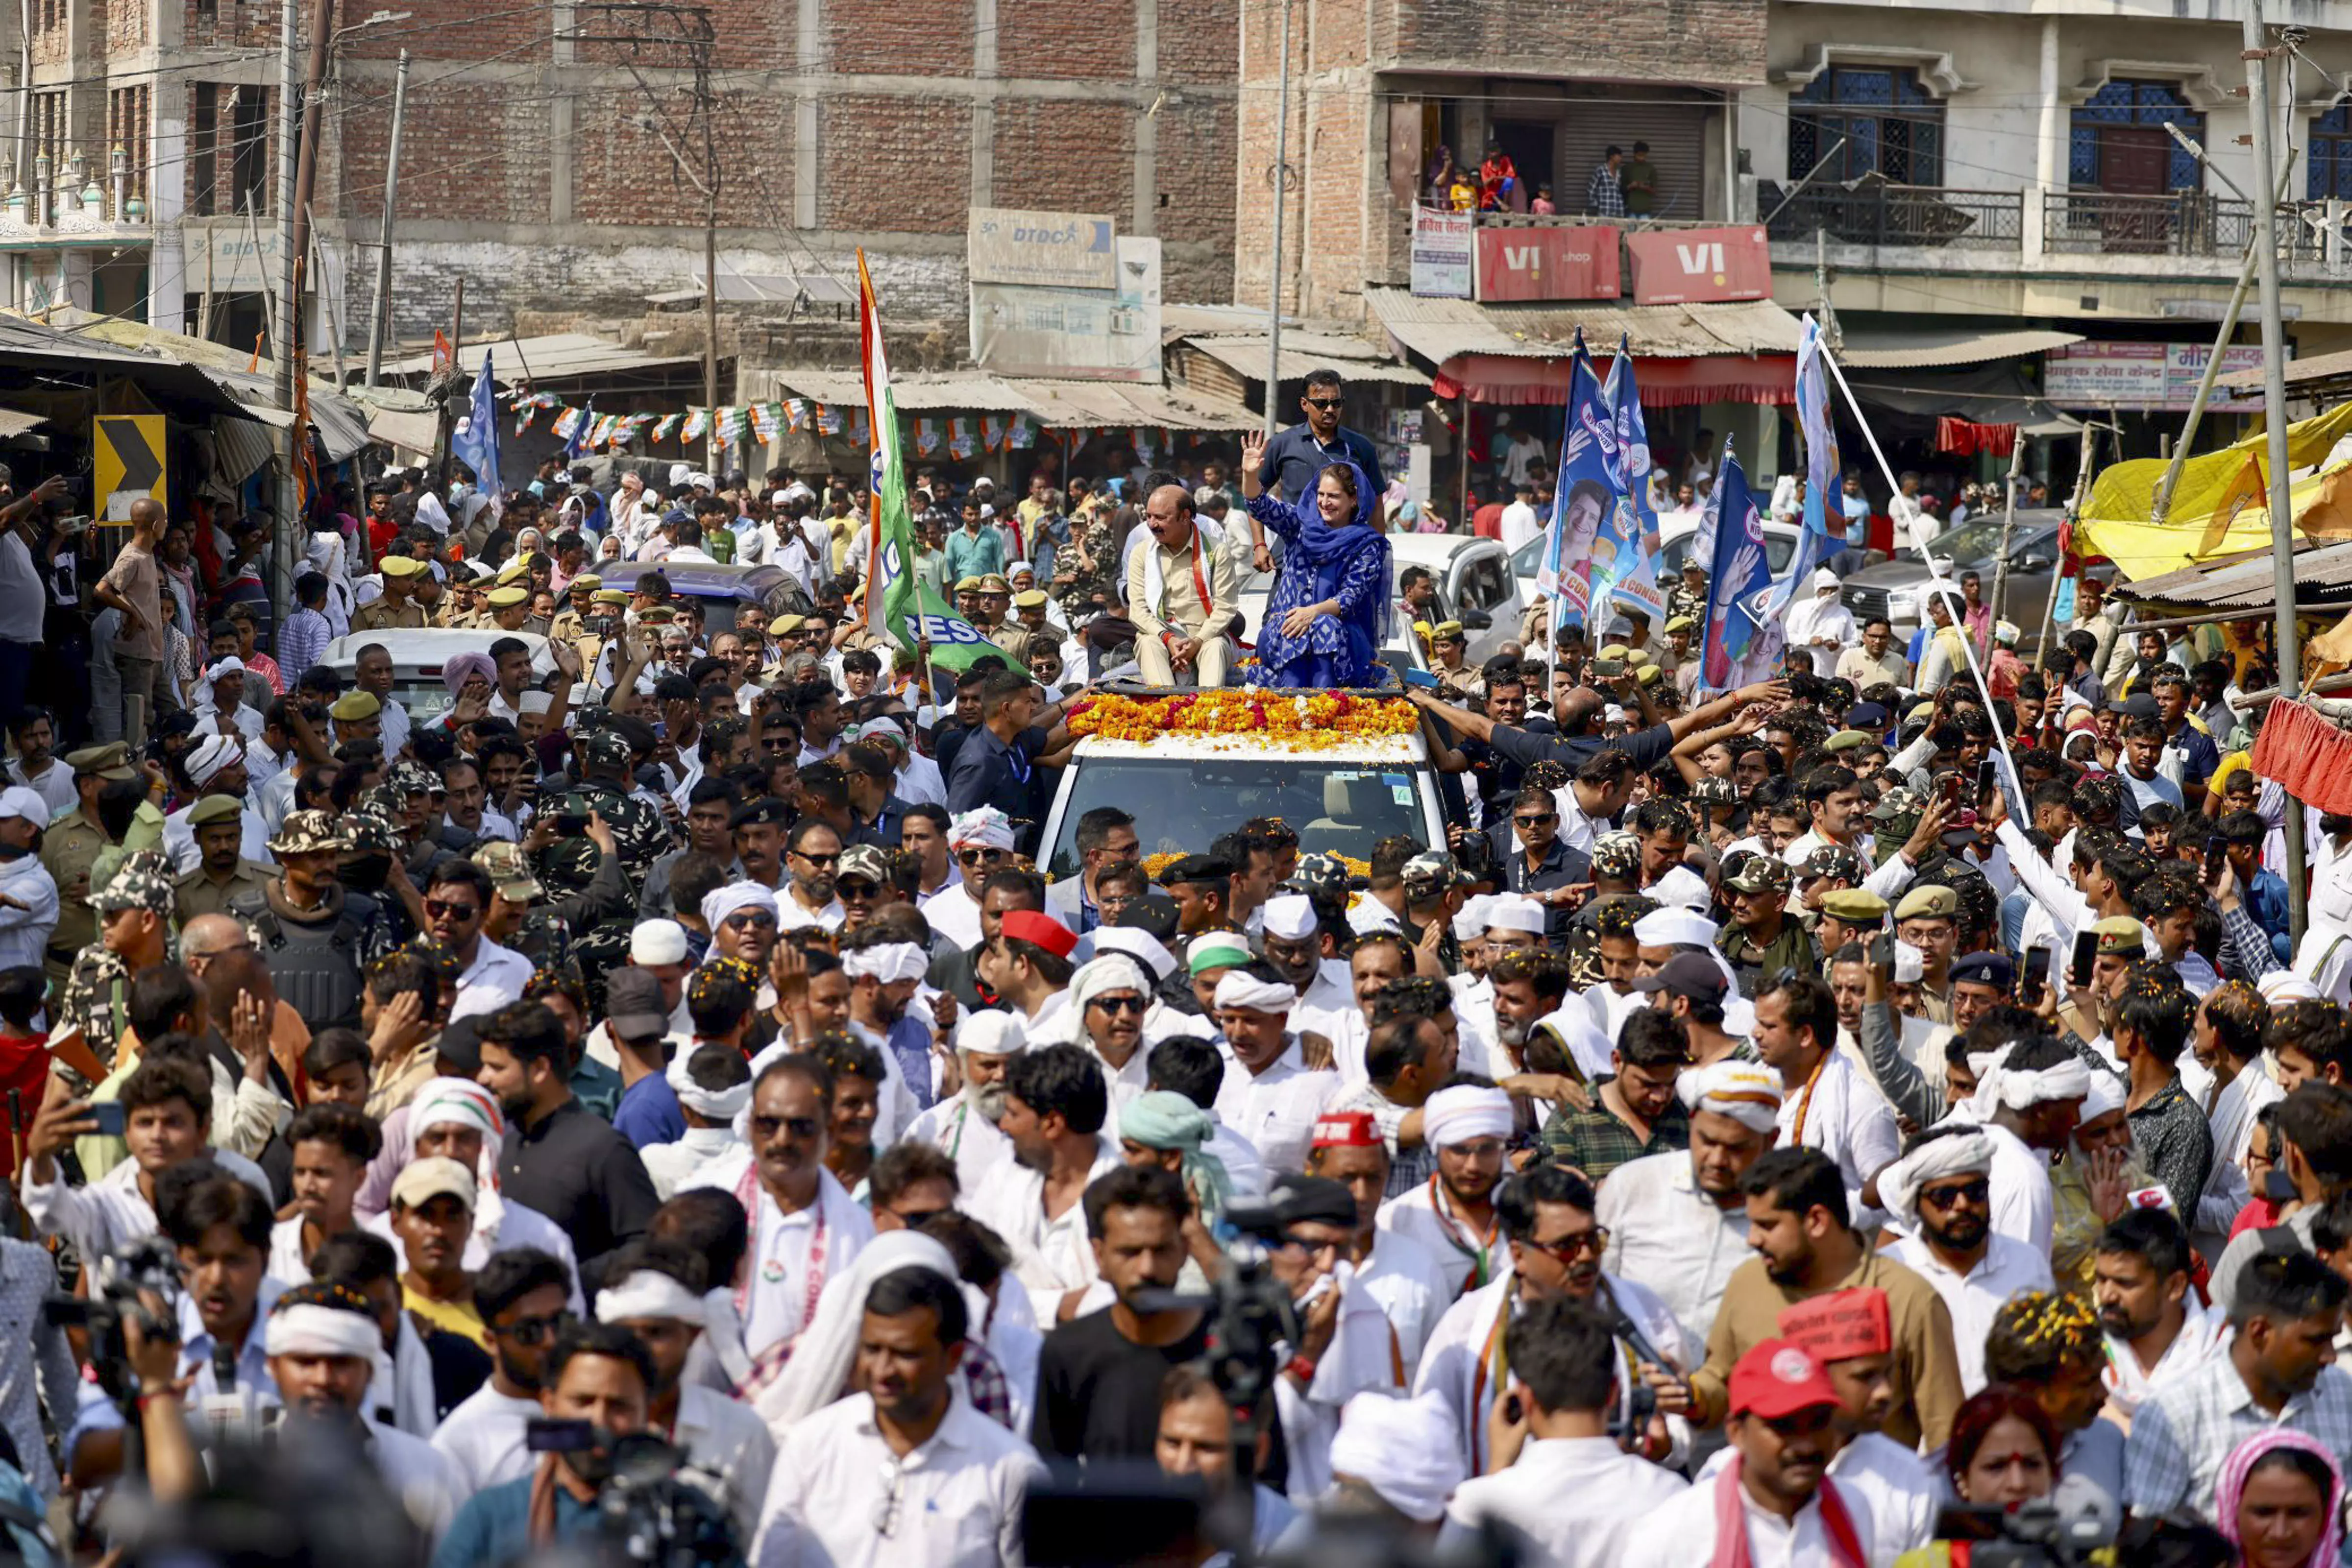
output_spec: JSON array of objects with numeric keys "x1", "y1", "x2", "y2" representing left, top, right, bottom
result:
[
  {"x1": 2312, "y1": 102, "x2": 2352, "y2": 199},
  {"x1": 2068, "y1": 80, "x2": 2203, "y2": 191},
  {"x1": 1790, "y1": 66, "x2": 1945, "y2": 185}
]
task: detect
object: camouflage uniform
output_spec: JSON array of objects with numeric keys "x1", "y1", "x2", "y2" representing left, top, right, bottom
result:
[
  {"x1": 1055, "y1": 511, "x2": 1120, "y2": 620},
  {"x1": 1715, "y1": 856, "x2": 1818, "y2": 998},
  {"x1": 571, "y1": 729, "x2": 673, "y2": 893},
  {"x1": 342, "y1": 810, "x2": 420, "y2": 965},
  {"x1": 1666, "y1": 579, "x2": 1708, "y2": 626},
  {"x1": 56, "y1": 850, "x2": 177, "y2": 1089}
]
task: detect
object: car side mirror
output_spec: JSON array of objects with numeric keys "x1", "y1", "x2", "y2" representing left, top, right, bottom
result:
[
  {"x1": 1461, "y1": 608, "x2": 1493, "y2": 631},
  {"x1": 2018, "y1": 555, "x2": 2054, "y2": 574}
]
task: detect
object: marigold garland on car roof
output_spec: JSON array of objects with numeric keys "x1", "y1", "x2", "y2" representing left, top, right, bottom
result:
[{"x1": 1066, "y1": 691, "x2": 1418, "y2": 745}]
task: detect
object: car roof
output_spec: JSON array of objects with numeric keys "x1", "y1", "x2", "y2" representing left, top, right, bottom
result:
[
  {"x1": 318, "y1": 628, "x2": 554, "y2": 669},
  {"x1": 656, "y1": 561, "x2": 792, "y2": 600}
]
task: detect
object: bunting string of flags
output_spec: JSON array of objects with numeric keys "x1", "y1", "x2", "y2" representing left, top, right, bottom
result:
[{"x1": 493, "y1": 385, "x2": 1118, "y2": 458}]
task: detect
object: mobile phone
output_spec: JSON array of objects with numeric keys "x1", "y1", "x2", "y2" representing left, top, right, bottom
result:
[
  {"x1": 1401, "y1": 667, "x2": 1442, "y2": 692},
  {"x1": 1868, "y1": 931, "x2": 1893, "y2": 972},
  {"x1": 1941, "y1": 773, "x2": 1962, "y2": 807},
  {"x1": 2205, "y1": 842, "x2": 2228, "y2": 883},
  {"x1": 2020, "y1": 948, "x2": 2051, "y2": 1009},
  {"x1": 89, "y1": 1102, "x2": 126, "y2": 1138},
  {"x1": 2069, "y1": 931, "x2": 2099, "y2": 989},
  {"x1": 652, "y1": 720, "x2": 667, "y2": 740},
  {"x1": 1977, "y1": 759, "x2": 1997, "y2": 800}
]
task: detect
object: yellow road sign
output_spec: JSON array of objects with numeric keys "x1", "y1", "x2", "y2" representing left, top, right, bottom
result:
[{"x1": 94, "y1": 414, "x2": 166, "y2": 521}]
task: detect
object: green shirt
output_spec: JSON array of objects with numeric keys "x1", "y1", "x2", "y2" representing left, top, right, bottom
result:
[
  {"x1": 1621, "y1": 157, "x2": 1658, "y2": 215},
  {"x1": 1541, "y1": 1088, "x2": 1689, "y2": 1182}
]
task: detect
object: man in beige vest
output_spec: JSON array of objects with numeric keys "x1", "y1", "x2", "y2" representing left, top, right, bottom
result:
[{"x1": 1125, "y1": 483, "x2": 1238, "y2": 689}]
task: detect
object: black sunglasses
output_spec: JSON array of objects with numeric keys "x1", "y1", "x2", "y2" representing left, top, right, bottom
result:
[
  {"x1": 1303, "y1": 397, "x2": 1343, "y2": 410},
  {"x1": 1088, "y1": 994, "x2": 1148, "y2": 1014}
]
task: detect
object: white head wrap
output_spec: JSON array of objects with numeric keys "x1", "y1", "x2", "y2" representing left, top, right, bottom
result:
[
  {"x1": 1964, "y1": 1040, "x2": 2095, "y2": 1120},
  {"x1": 265, "y1": 1302, "x2": 384, "y2": 1361},
  {"x1": 1875, "y1": 1129, "x2": 1993, "y2": 1227},
  {"x1": 947, "y1": 806, "x2": 1016, "y2": 852},
  {"x1": 1092, "y1": 925, "x2": 1176, "y2": 982},
  {"x1": 666, "y1": 1047, "x2": 753, "y2": 1121},
  {"x1": 1679, "y1": 1060, "x2": 1784, "y2": 1134},
  {"x1": 1649, "y1": 867, "x2": 1713, "y2": 911},
  {"x1": 1213, "y1": 971, "x2": 1297, "y2": 1014},
  {"x1": 957, "y1": 1010, "x2": 1030, "y2": 1059},
  {"x1": 2079, "y1": 1072, "x2": 2127, "y2": 1124},
  {"x1": 354, "y1": 578, "x2": 384, "y2": 607},
  {"x1": 185, "y1": 733, "x2": 243, "y2": 787},
  {"x1": 841, "y1": 942, "x2": 928, "y2": 985},
  {"x1": 760, "y1": 1231, "x2": 967, "y2": 1428},
  {"x1": 1347, "y1": 900, "x2": 1403, "y2": 937},
  {"x1": 198, "y1": 656, "x2": 246, "y2": 702},
  {"x1": 1482, "y1": 894, "x2": 1545, "y2": 936},
  {"x1": 1069, "y1": 954, "x2": 1151, "y2": 1014},
  {"x1": 596, "y1": 1270, "x2": 709, "y2": 1326},
  {"x1": 701, "y1": 882, "x2": 779, "y2": 930},
  {"x1": 1632, "y1": 907, "x2": 1717, "y2": 949},
  {"x1": 1421, "y1": 1085, "x2": 1513, "y2": 1148},
  {"x1": 517, "y1": 691, "x2": 554, "y2": 717},
  {"x1": 1325, "y1": 1390, "x2": 1464, "y2": 1523},
  {"x1": 415, "y1": 491, "x2": 451, "y2": 534},
  {"x1": 1261, "y1": 894, "x2": 1318, "y2": 943},
  {"x1": 1811, "y1": 567, "x2": 1840, "y2": 593}
]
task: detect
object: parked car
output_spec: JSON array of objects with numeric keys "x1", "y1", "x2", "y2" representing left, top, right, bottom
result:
[
  {"x1": 652, "y1": 561, "x2": 811, "y2": 635},
  {"x1": 1232, "y1": 532, "x2": 1523, "y2": 669},
  {"x1": 315, "y1": 629, "x2": 557, "y2": 725},
  {"x1": 1839, "y1": 511, "x2": 2065, "y2": 649}
]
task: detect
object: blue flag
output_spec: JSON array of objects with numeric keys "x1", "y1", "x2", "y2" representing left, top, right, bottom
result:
[
  {"x1": 1696, "y1": 437, "x2": 1779, "y2": 693},
  {"x1": 1766, "y1": 314, "x2": 1840, "y2": 615},
  {"x1": 565, "y1": 395, "x2": 594, "y2": 464},
  {"x1": 1536, "y1": 330, "x2": 1619, "y2": 639},
  {"x1": 451, "y1": 351, "x2": 502, "y2": 499},
  {"x1": 1596, "y1": 337, "x2": 1666, "y2": 626}
]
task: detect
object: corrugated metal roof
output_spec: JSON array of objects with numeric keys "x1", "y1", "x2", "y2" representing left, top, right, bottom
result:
[
  {"x1": 1838, "y1": 328, "x2": 2085, "y2": 369},
  {"x1": 0, "y1": 409, "x2": 48, "y2": 438},
  {"x1": 2124, "y1": 537, "x2": 2352, "y2": 608},
  {"x1": 753, "y1": 369, "x2": 1037, "y2": 413},
  {"x1": 753, "y1": 369, "x2": 1259, "y2": 430},
  {"x1": 2218, "y1": 347, "x2": 2335, "y2": 392},
  {"x1": 1179, "y1": 334, "x2": 1430, "y2": 387},
  {"x1": 373, "y1": 332, "x2": 706, "y2": 384},
  {"x1": 1364, "y1": 287, "x2": 1802, "y2": 362}
]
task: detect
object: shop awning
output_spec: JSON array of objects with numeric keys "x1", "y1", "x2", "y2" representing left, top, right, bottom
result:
[
  {"x1": 1426, "y1": 350, "x2": 1794, "y2": 408},
  {"x1": 1176, "y1": 334, "x2": 1428, "y2": 388},
  {"x1": 372, "y1": 332, "x2": 707, "y2": 385},
  {"x1": 754, "y1": 369, "x2": 1259, "y2": 430},
  {"x1": 0, "y1": 410, "x2": 48, "y2": 438},
  {"x1": 1838, "y1": 328, "x2": 2084, "y2": 370},
  {"x1": 1840, "y1": 362, "x2": 2083, "y2": 439}
]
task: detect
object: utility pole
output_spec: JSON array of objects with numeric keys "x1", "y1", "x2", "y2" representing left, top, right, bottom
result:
[
  {"x1": 288, "y1": 0, "x2": 336, "y2": 356},
  {"x1": 2245, "y1": 0, "x2": 2309, "y2": 941},
  {"x1": 364, "y1": 48, "x2": 409, "y2": 388},
  {"x1": 1262, "y1": 0, "x2": 1292, "y2": 441},
  {"x1": 273, "y1": 0, "x2": 299, "y2": 403}
]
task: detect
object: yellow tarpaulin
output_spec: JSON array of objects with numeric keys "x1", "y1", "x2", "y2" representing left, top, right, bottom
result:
[{"x1": 2077, "y1": 400, "x2": 2352, "y2": 580}]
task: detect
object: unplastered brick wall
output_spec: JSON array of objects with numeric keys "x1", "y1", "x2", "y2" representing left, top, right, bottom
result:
[{"x1": 1385, "y1": 0, "x2": 1765, "y2": 83}]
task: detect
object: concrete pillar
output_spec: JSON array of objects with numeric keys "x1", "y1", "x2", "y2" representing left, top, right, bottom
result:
[{"x1": 2031, "y1": 16, "x2": 2061, "y2": 260}]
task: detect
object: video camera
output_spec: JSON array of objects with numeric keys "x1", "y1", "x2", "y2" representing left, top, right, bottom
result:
[
  {"x1": 1932, "y1": 1488, "x2": 2119, "y2": 1567},
  {"x1": 42, "y1": 1236, "x2": 182, "y2": 1404},
  {"x1": 526, "y1": 1419, "x2": 739, "y2": 1568}
]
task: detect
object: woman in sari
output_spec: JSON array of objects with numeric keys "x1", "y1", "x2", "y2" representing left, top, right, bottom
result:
[{"x1": 1238, "y1": 434, "x2": 1393, "y2": 688}]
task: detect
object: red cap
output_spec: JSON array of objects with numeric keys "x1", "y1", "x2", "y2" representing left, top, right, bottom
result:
[
  {"x1": 1775, "y1": 1289, "x2": 1891, "y2": 1365},
  {"x1": 1727, "y1": 1339, "x2": 1840, "y2": 1421},
  {"x1": 999, "y1": 910, "x2": 1078, "y2": 960},
  {"x1": 1312, "y1": 1111, "x2": 1381, "y2": 1150}
]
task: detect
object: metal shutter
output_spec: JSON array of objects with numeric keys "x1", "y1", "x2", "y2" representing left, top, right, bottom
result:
[{"x1": 1557, "y1": 100, "x2": 1715, "y2": 222}]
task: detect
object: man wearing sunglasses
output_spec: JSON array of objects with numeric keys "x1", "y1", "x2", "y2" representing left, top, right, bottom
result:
[
  {"x1": 1249, "y1": 367, "x2": 1385, "y2": 573},
  {"x1": 425, "y1": 859, "x2": 535, "y2": 1013},
  {"x1": 1879, "y1": 1128, "x2": 2052, "y2": 1395},
  {"x1": 779, "y1": 820, "x2": 845, "y2": 934}
]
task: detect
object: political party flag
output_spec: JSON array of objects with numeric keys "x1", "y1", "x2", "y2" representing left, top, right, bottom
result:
[
  {"x1": 451, "y1": 351, "x2": 502, "y2": 500},
  {"x1": 1536, "y1": 329, "x2": 1619, "y2": 638},
  {"x1": 1696, "y1": 437, "x2": 1779, "y2": 694},
  {"x1": 1596, "y1": 337, "x2": 1666, "y2": 625},
  {"x1": 858, "y1": 250, "x2": 995, "y2": 672},
  {"x1": 1767, "y1": 314, "x2": 1840, "y2": 615},
  {"x1": 565, "y1": 397, "x2": 593, "y2": 463}
]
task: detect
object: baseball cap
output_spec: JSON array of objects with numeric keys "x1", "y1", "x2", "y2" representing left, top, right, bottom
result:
[
  {"x1": 1634, "y1": 951, "x2": 1730, "y2": 1004},
  {"x1": 604, "y1": 967, "x2": 670, "y2": 1041},
  {"x1": 391, "y1": 1156, "x2": 476, "y2": 1212},
  {"x1": 1728, "y1": 1339, "x2": 1840, "y2": 1421}
]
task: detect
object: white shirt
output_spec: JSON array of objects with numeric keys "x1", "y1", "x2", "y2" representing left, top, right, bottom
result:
[
  {"x1": 1354, "y1": 1230, "x2": 1455, "y2": 1382},
  {"x1": 778, "y1": 889, "x2": 846, "y2": 933},
  {"x1": 669, "y1": 1381, "x2": 777, "y2": 1539},
  {"x1": 2106, "y1": 1299, "x2": 2231, "y2": 1423},
  {"x1": 0, "y1": 854, "x2": 57, "y2": 968},
  {"x1": 2194, "y1": 1065, "x2": 2282, "y2": 1245},
  {"x1": 1697, "y1": 1429, "x2": 1937, "y2": 1566},
  {"x1": 894, "y1": 752, "x2": 946, "y2": 808},
  {"x1": 361, "y1": 1198, "x2": 584, "y2": 1311},
  {"x1": 1628, "y1": 1474, "x2": 1875, "y2": 1568},
  {"x1": 24, "y1": 1145, "x2": 273, "y2": 1259},
  {"x1": 904, "y1": 1094, "x2": 1017, "y2": 1196},
  {"x1": 1212, "y1": 1040, "x2": 1340, "y2": 1178},
  {"x1": 453, "y1": 937, "x2": 535, "y2": 1011},
  {"x1": 161, "y1": 799, "x2": 270, "y2": 872},
  {"x1": 970, "y1": 1134, "x2": 1123, "y2": 1326},
  {"x1": 1776, "y1": 1051, "x2": 1901, "y2": 1230},
  {"x1": 1980, "y1": 1121, "x2": 2057, "y2": 1257},
  {"x1": 1379, "y1": 1177, "x2": 1503, "y2": 1301},
  {"x1": 750, "y1": 1390, "x2": 1045, "y2": 1568},
  {"x1": 429, "y1": 1382, "x2": 540, "y2": 1496},
  {"x1": 1500, "y1": 501, "x2": 1541, "y2": 555},
  {"x1": 686, "y1": 1152, "x2": 874, "y2": 1361},
  {"x1": 922, "y1": 882, "x2": 983, "y2": 951},
  {"x1": 368, "y1": 1415, "x2": 468, "y2": 1544},
  {"x1": 1882, "y1": 1231, "x2": 2055, "y2": 1393},
  {"x1": 6, "y1": 758, "x2": 77, "y2": 821},
  {"x1": 640, "y1": 1125, "x2": 742, "y2": 1201},
  {"x1": 1442, "y1": 1436, "x2": 1690, "y2": 1568},
  {"x1": 1596, "y1": 1149, "x2": 1754, "y2": 1356}
]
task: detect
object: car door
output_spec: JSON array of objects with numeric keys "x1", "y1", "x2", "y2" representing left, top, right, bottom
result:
[{"x1": 1447, "y1": 544, "x2": 1521, "y2": 665}]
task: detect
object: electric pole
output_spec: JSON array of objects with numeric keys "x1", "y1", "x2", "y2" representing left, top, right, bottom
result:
[
  {"x1": 2245, "y1": 0, "x2": 2309, "y2": 940},
  {"x1": 365, "y1": 48, "x2": 409, "y2": 388},
  {"x1": 1262, "y1": 0, "x2": 1292, "y2": 441}
]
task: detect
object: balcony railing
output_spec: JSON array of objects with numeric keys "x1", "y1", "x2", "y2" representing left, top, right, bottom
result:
[
  {"x1": 1763, "y1": 184, "x2": 2023, "y2": 251},
  {"x1": 2041, "y1": 190, "x2": 2254, "y2": 257}
]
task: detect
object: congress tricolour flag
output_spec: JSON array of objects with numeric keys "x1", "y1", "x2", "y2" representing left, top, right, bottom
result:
[
  {"x1": 1596, "y1": 337, "x2": 1666, "y2": 625},
  {"x1": 858, "y1": 252, "x2": 995, "y2": 672}
]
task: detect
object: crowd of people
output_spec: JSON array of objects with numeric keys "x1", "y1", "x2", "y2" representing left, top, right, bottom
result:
[{"x1": 0, "y1": 368, "x2": 2339, "y2": 1568}]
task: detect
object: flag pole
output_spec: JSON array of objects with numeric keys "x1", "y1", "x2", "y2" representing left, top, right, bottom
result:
[{"x1": 1816, "y1": 342, "x2": 2028, "y2": 810}]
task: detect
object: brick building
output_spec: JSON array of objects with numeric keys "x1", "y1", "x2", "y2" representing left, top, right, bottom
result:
[{"x1": 0, "y1": 0, "x2": 1239, "y2": 362}]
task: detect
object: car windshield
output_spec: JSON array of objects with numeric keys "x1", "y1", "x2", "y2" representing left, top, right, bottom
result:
[
  {"x1": 1918, "y1": 519, "x2": 2059, "y2": 568},
  {"x1": 1516, "y1": 526, "x2": 1797, "y2": 578},
  {"x1": 1047, "y1": 757, "x2": 1427, "y2": 879},
  {"x1": 394, "y1": 675, "x2": 466, "y2": 725}
]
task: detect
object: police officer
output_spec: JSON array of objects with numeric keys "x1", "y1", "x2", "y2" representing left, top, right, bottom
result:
[
  {"x1": 172, "y1": 794, "x2": 275, "y2": 923},
  {"x1": 40, "y1": 742, "x2": 139, "y2": 989}
]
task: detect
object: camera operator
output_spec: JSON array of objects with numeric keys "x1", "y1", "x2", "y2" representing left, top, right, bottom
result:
[
  {"x1": 1439, "y1": 1296, "x2": 1689, "y2": 1567},
  {"x1": 752, "y1": 1264, "x2": 1041, "y2": 1568},
  {"x1": 595, "y1": 1240, "x2": 774, "y2": 1539},
  {"x1": 1154, "y1": 1367, "x2": 1300, "y2": 1563},
  {"x1": 261, "y1": 1282, "x2": 466, "y2": 1544},
  {"x1": 65, "y1": 1168, "x2": 279, "y2": 1491},
  {"x1": 433, "y1": 1321, "x2": 658, "y2": 1568}
]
